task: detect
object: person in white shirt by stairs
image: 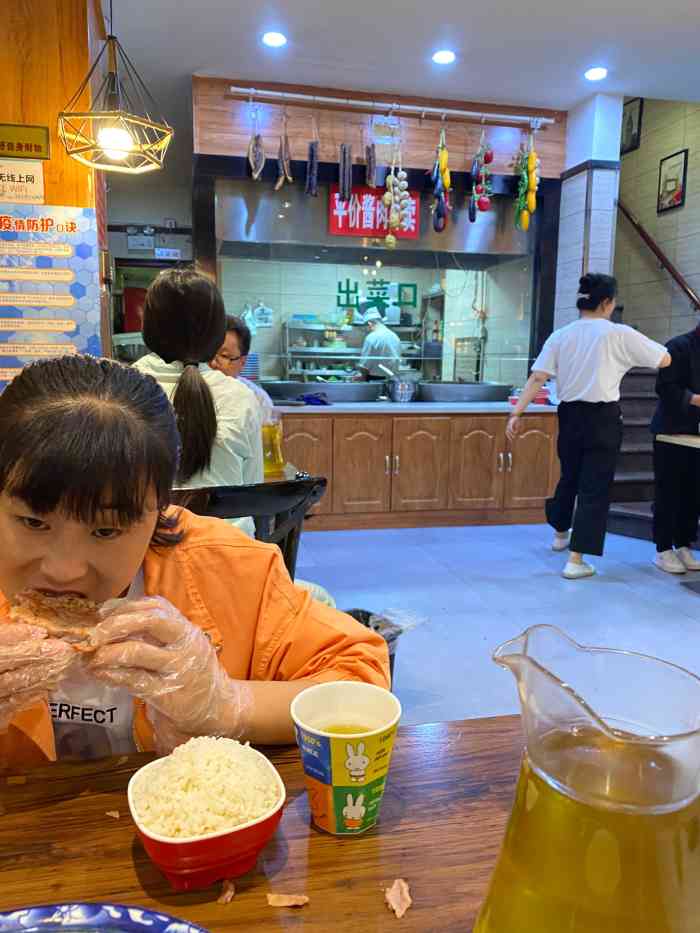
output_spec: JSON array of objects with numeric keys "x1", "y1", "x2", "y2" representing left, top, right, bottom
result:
[{"x1": 508, "y1": 273, "x2": 672, "y2": 580}]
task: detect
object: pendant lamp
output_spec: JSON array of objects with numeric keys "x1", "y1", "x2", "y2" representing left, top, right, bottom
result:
[{"x1": 58, "y1": 1, "x2": 172, "y2": 174}]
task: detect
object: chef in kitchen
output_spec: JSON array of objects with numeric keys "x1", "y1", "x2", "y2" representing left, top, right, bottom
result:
[{"x1": 355, "y1": 309, "x2": 402, "y2": 380}]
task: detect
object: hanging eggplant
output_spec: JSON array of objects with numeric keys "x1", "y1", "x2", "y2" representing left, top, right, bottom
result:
[
  {"x1": 468, "y1": 195, "x2": 477, "y2": 223},
  {"x1": 365, "y1": 143, "x2": 377, "y2": 188},
  {"x1": 305, "y1": 140, "x2": 319, "y2": 196},
  {"x1": 339, "y1": 143, "x2": 352, "y2": 202}
]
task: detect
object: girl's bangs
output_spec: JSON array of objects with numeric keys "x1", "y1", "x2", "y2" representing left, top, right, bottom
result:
[{"x1": 0, "y1": 406, "x2": 172, "y2": 525}]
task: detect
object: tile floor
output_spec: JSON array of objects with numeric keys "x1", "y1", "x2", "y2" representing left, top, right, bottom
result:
[{"x1": 296, "y1": 524, "x2": 700, "y2": 725}]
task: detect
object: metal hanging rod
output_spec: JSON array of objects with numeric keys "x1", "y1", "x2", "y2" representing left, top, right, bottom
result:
[{"x1": 228, "y1": 85, "x2": 554, "y2": 129}]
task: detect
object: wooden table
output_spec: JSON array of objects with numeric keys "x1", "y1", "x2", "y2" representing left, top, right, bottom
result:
[{"x1": 0, "y1": 717, "x2": 523, "y2": 931}]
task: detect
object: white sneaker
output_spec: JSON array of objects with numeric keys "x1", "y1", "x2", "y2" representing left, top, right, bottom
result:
[
  {"x1": 654, "y1": 550, "x2": 686, "y2": 574},
  {"x1": 562, "y1": 560, "x2": 596, "y2": 580},
  {"x1": 552, "y1": 530, "x2": 571, "y2": 552},
  {"x1": 675, "y1": 547, "x2": 700, "y2": 571}
]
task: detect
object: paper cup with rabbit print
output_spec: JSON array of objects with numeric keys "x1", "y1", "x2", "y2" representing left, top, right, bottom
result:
[{"x1": 291, "y1": 682, "x2": 402, "y2": 835}]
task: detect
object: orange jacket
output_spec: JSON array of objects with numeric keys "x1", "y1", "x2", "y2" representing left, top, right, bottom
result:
[{"x1": 0, "y1": 509, "x2": 390, "y2": 767}]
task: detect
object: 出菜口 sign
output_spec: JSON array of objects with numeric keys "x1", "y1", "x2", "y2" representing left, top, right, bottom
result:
[{"x1": 0, "y1": 124, "x2": 50, "y2": 160}]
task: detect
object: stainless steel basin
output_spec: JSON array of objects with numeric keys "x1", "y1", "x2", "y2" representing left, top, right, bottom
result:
[
  {"x1": 417, "y1": 381, "x2": 513, "y2": 402},
  {"x1": 263, "y1": 380, "x2": 385, "y2": 403}
]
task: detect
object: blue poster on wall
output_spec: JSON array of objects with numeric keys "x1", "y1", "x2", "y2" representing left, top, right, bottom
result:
[{"x1": 0, "y1": 204, "x2": 101, "y2": 392}]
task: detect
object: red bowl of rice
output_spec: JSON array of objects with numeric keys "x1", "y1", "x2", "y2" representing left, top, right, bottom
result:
[{"x1": 127, "y1": 737, "x2": 286, "y2": 892}]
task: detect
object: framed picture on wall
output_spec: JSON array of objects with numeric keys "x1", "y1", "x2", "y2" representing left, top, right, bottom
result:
[
  {"x1": 620, "y1": 98, "x2": 644, "y2": 156},
  {"x1": 657, "y1": 149, "x2": 689, "y2": 214}
]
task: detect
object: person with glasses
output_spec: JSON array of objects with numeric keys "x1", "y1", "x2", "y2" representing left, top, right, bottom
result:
[{"x1": 210, "y1": 315, "x2": 275, "y2": 419}]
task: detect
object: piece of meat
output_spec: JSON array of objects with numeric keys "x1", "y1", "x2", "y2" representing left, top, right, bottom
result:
[
  {"x1": 385, "y1": 879, "x2": 412, "y2": 919},
  {"x1": 266, "y1": 894, "x2": 310, "y2": 909},
  {"x1": 366, "y1": 143, "x2": 377, "y2": 188},
  {"x1": 9, "y1": 591, "x2": 100, "y2": 651},
  {"x1": 105, "y1": 810, "x2": 120, "y2": 820},
  {"x1": 274, "y1": 137, "x2": 286, "y2": 191},
  {"x1": 217, "y1": 880, "x2": 236, "y2": 904},
  {"x1": 305, "y1": 140, "x2": 319, "y2": 196},
  {"x1": 250, "y1": 134, "x2": 265, "y2": 181}
]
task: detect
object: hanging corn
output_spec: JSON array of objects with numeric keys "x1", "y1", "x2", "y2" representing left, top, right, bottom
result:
[{"x1": 515, "y1": 130, "x2": 540, "y2": 231}]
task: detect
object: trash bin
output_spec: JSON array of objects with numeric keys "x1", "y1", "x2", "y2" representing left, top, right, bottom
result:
[{"x1": 344, "y1": 609, "x2": 404, "y2": 684}]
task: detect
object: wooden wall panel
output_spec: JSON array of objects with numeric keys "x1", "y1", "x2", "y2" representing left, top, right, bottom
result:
[
  {"x1": 2, "y1": 0, "x2": 94, "y2": 208},
  {"x1": 193, "y1": 77, "x2": 566, "y2": 179}
]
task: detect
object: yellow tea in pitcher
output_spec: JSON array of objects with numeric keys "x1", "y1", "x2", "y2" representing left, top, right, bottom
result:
[
  {"x1": 262, "y1": 420, "x2": 284, "y2": 474},
  {"x1": 474, "y1": 729, "x2": 700, "y2": 933}
]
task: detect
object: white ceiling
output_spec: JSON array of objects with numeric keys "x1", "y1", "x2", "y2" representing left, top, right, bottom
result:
[{"x1": 105, "y1": 0, "x2": 700, "y2": 196}]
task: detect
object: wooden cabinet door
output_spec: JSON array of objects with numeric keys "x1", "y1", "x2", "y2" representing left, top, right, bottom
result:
[
  {"x1": 333, "y1": 418, "x2": 393, "y2": 514},
  {"x1": 282, "y1": 416, "x2": 333, "y2": 514},
  {"x1": 448, "y1": 417, "x2": 505, "y2": 510},
  {"x1": 391, "y1": 417, "x2": 451, "y2": 511},
  {"x1": 504, "y1": 415, "x2": 558, "y2": 509}
]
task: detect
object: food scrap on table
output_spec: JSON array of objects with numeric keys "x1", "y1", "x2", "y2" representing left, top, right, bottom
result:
[
  {"x1": 385, "y1": 878, "x2": 412, "y2": 919},
  {"x1": 266, "y1": 894, "x2": 310, "y2": 909},
  {"x1": 105, "y1": 810, "x2": 120, "y2": 820},
  {"x1": 217, "y1": 880, "x2": 236, "y2": 904}
]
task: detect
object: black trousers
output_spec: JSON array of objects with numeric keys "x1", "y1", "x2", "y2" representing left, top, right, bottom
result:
[
  {"x1": 652, "y1": 439, "x2": 700, "y2": 552},
  {"x1": 546, "y1": 401, "x2": 623, "y2": 557}
]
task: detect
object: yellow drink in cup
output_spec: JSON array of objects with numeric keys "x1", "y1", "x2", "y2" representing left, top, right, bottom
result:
[{"x1": 291, "y1": 682, "x2": 402, "y2": 835}]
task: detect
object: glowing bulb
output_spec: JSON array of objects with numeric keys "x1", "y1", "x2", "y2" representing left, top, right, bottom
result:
[
  {"x1": 375, "y1": 260, "x2": 383, "y2": 268},
  {"x1": 432, "y1": 50, "x2": 456, "y2": 65},
  {"x1": 262, "y1": 31, "x2": 287, "y2": 48},
  {"x1": 97, "y1": 125, "x2": 134, "y2": 160},
  {"x1": 584, "y1": 66, "x2": 608, "y2": 82}
]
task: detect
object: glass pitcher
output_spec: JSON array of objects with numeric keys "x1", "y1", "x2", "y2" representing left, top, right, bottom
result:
[
  {"x1": 262, "y1": 410, "x2": 285, "y2": 476},
  {"x1": 474, "y1": 625, "x2": 700, "y2": 933}
]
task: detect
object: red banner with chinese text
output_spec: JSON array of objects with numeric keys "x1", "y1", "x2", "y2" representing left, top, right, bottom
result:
[{"x1": 328, "y1": 185, "x2": 420, "y2": 239}]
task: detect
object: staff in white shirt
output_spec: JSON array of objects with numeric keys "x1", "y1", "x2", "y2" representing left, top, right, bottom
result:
[
  {"x1": 356, "y1": 309, "x2": 402, "y2": 379},
  {"x1": 507, "y1": 273, "x2": 671, "y2": 580}
]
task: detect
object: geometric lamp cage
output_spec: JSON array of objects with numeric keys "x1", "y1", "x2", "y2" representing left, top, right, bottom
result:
[{"x1": 58, "y1": 32, "x2": 173, "y2": 175}]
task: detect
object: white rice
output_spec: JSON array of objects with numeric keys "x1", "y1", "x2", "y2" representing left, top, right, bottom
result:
[{"x1": 130, "y1": 736, "x2": 281, "y2": 838}]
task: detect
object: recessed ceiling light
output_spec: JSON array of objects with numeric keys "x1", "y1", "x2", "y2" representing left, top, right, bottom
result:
[
  {"x1": 432, "y1": 49, "x2": 456, "y2": 65},
  {"x1": 584, "y1": 66, "x2": 608, "y2": 82},
  {"x1": 278, "y1": 213, "x2": 285, "y2": 219},
  {"x1": 262, "y1": 31, "x2": 287, "y2": 48}
]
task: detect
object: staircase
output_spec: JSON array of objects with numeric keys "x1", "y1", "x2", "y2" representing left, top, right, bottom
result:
[{"x1": 607, "y1": 369, "x2": 656, "y2": 540}]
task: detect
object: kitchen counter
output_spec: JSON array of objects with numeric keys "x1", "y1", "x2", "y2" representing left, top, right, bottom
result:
[{"x1": 276, "y1": 400, "x2": 557, "y2": 415}]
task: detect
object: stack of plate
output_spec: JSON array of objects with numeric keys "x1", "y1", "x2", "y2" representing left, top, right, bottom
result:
[{"x1": 242, "y1": 352, "x2": 260, "y2": 382}]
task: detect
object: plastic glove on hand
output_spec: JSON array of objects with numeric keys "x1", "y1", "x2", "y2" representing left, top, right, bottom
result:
[
  {"x1": 0, "y1": 621, "x2": 76, "y2": 731},
  {"x1": 88, "y1": 597, "x2": 250, "y2": 739}
]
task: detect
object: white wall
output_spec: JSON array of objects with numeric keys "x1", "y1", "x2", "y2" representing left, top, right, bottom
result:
[
  {"x1": 107, "y1": 177, "x2": 192, "y2": 227},
  {"x1": 614, "y1": 99, "x2": 700, "y2": 343}
]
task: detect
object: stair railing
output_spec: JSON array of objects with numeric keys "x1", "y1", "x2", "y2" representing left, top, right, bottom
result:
[{"x1": 617, "y1": 199, "x2": 700, "y2": 311}]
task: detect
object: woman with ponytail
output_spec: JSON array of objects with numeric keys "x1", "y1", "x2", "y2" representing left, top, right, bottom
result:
[
  {"x1": 135, "y1": 270, "x2": 263, "y2": 533},
  {"x1": 507, "y1": 273, "x2": 671, "y2": 579}
]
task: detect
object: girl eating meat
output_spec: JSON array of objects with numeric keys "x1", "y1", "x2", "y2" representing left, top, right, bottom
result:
[{"x1": 0, "y1": 355, "x2": 389, "y2": 768}]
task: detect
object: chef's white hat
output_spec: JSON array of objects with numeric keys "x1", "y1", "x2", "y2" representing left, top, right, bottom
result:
[{"x1": 364, "y1": 309, "x2": 383, "y2": 323}]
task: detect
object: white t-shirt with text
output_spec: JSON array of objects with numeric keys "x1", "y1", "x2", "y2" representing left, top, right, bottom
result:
[
  {"x1": 49, "y1": 570, "x2": 144, "y2": 760},
  {"x1": 532, "y1": 318, "x2": 667, "y2": 403}
]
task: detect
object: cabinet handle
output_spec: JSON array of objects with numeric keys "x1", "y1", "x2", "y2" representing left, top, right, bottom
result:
[
  {"x1": 394, "y1": 454, "x2": 400, "y2": 476},
  {"x1": 507, "y1": 452, "x2": 513, "y2": 472},
  {"x1": 385, "y1": 455, "x2": 390, "y2": 476},
  {"x1": 498, "y1": 452, "x2": 504, "y2": 473}
]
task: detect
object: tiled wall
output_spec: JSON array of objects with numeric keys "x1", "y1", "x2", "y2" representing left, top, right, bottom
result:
[
  {"x1": 614, "y1": 100, "x2": 700, "y2": 342},
  {"x1": 218, "y1": 257, "x2": 439, "y2": 378},
  {"x1": 443, "y1": 258, "x2": 533, "y2": 387},
  {"x1": 554, "y1": 168, "x2": 620, "y2": 329}
]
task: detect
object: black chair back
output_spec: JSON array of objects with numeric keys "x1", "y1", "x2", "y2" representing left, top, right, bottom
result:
[{"x1": 172, "y1": 475, "x2": 327, "y2": 580}]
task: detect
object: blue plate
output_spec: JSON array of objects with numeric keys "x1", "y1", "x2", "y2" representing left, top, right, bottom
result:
[{"x1": 0, "y1": 903, "x2": 208, "y2": 932}]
